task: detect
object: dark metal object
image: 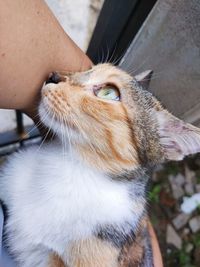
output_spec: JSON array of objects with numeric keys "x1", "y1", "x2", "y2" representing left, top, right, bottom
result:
[
  {"x1": 0, "y1": 111, "x2": 40, "y2": 155},
  {"x1": 16, "y1": 110, "x2": 25, "y2": 136},
  {"x1": 87, "y1": 0, "x2": 157, "y2": 65},
  {"x1": 0, "y1": 124, "x2": 39, "y2": 147},
  {"x1": 0, "y1": 124, "x2": 40, "y2": 155}
]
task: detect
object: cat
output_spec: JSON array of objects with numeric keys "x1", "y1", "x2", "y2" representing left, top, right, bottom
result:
[{"x1": 1, "y1": 63, "x2": 200, "y2": 267}]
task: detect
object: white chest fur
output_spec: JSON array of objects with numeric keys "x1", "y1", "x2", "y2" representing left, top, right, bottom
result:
[{"x1": 0, "y1": 144, "x2": 144, "y2": 256}]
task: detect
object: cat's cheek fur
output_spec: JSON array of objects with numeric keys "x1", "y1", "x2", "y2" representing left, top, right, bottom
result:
[
  {"x1": 39, "y1": 102, "x2": 81, "y2": 145},
  {"x1": 39, "y1": 93, "x2": 140, "y2": 173}
]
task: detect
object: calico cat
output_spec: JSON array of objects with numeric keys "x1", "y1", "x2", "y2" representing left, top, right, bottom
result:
[{"x1": 1, "y1": 63, "x2": 200, "y2": 267}]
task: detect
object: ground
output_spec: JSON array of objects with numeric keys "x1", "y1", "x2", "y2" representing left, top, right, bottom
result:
[{"x1": 150, "y1": 155, "x2": 200, "y2": 267}]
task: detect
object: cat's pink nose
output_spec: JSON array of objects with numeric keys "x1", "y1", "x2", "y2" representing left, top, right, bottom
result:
[{"x1": 45, "y1": 72, "x2": 62, "y2": 85}]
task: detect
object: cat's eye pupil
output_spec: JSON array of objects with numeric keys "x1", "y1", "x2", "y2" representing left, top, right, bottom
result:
[
  {"x1": 94, "y1": 85, "x2": 120, "y2": 101},
  {"x1": 105, "y1": 90, "x2": 110, "y2": 95}
]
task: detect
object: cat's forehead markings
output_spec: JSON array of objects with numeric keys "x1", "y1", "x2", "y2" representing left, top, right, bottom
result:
[{"x1": 84, "y1": 71, "x2": 129, "y2": 89}]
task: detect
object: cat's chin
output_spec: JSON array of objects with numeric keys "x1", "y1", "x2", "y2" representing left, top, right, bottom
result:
[
  {"x1": 38, "y1": 101, "x2": 54, "y2": 129},
  {"x1": 38, "y1": 102, "x2": 85, "y2": 146}
]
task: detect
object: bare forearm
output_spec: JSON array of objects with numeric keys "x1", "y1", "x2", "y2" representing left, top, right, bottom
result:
[{"x1": 0, "y1": 0, "x2": 92, "y2": 116}]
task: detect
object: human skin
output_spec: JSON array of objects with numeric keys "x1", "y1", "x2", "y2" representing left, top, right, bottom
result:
[
  {"x1": 0, "y1": 1, "x2": 163, "y2": 266},
  {"x1": 148, "y1": 221, "x2": 164, "y2": 267},
  {"x1": 0, "y1": 0, "x2": 92, "y2": 120}
]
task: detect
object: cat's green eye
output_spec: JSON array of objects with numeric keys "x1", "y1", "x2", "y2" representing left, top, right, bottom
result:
[{"x1": 95, "y1": 86, "x2": 120, "y2": 101}]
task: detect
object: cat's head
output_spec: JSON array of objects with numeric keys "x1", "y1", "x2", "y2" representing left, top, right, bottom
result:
[{"x1": 39, "y1": 63, "x2": 200, "y2": 173}]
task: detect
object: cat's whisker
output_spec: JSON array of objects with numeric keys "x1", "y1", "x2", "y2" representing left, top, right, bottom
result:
[
  {"x1": 24, "y1": 112, "x2": 49, "y2": 137},
  {"x1": 63, "y1": 116, "x2": 72, "y2": 160},
  {"x1": 125, "y1": 54, "x2": 153, "y2": 75},
  {"x1": 50, "y1": 114, "x2": 59, "y2": 143},
  {"x1": 34, "y1": 108, "x2": 55, "y2": 148},
  {"x1": 107, "y1": 43, "x2": 118, "y2": 64},
  {"x1": 60, "y1": 115, "x2": 68, "y2": 159},
  {"x1": 100, "y1": 46, "x2": 105, "y2": 64},
  {"x1": 51, "y1": 132, "x2": 56, "y2": 142},
  {"x1": 35, "y1": 112, "x2": 55, "y2": 154},
  {"x1": 59, "y1": 115, "x2": 65, "y2": 160},
  {"x1": 104, "y1": 42, "x2": 110, "y2": 63},
  {"x1": 135, "y1": 70, "x2": 168, "y2": 84},
  {"x1": 22, "y1": 122, "x2": 40, "y2": 138},
  {"x1": 31, "y1": 112, "x2": 41, "y2": 120},
  {"x1": 33, "y1": 108, "x2": 53, "y2": 134},
  {"x1": 62, "y1": 121, "x2": 67, "y2": 158},
  {"x1": 68, "y1": 123, "x2": 73, "y2": 160},
  {"x1": 126, "y1": 54, "x2": 166, "y2": 78},
  {"x1": 18, "y1": 108, "x2": 50, "y2": 139},
  {"x1": 149, "y1": 70, "x2": 168, "y2": 79},
  {"x1": 96, "y1": 49, "x2": 101, "y2": 64},
  {"x1": 111, "y1": 48, "x2": 128, "y2": 66},
  {"x1": 111, "y1": 41, "x2": 133, "y2": 66}
]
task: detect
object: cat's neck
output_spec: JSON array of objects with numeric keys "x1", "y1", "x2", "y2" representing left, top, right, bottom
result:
[
  {"x1": 46, "y1": 139, "x2": 147, "y2": 183},
  {"x1": 73, "y1": 142, "x2": 138, "y2": 174},
  {"x1": 36, "y1": 142, "x2": 147, "y2": 238}
]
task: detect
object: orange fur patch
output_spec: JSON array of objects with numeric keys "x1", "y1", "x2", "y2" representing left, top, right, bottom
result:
[
  {"x1": 49, "y1": 253, "x2": 66, "y2": 267},
  {"x1": 48, "y1": 238, "x2": 119, "y2": 267},
  {"x1": 48, "y1": 220, "x2": 148, "y2": 267},
  {"x1": 66, "y1": 238, "x2": 119, "y2": 267}
]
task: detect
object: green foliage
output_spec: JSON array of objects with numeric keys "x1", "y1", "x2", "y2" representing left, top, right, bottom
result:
[
  {"x1": 196, "y1": 174, "x2": 200, "y2": 183},
  {"x1": 150, "y1": 214, "x2": 158, "y2": 226},
  {"x1": 149, "y1": 184, "x2": 161, "y2": 203},
  {"x1": 192, "y1": 233, "x2": 200, "y2": 247},
  {"x1": 177, "y1": 243, "x2": 195, "y2": 267},
  {"x1": 165, "y1": 162, "x2": 180, "y2": 176},
  {"x1": 179, "y1": 250, "x2": 191, "y2": 266},
  {"x1": 197, "y1": 203, "x2": 200, "y2": 214}
]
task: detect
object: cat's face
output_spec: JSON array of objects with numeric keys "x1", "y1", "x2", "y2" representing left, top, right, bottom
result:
[{"x1": 39, "y1": 64, "x2": 200, "y2": 173}]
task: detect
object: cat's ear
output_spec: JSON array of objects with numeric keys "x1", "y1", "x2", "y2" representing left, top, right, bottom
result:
[
  {"x1": 156, "y1": 110, "x2": 200, "y2": 161},
  {"x1": 135, "y1": 70, "x2": 153, "y2": 89}
]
